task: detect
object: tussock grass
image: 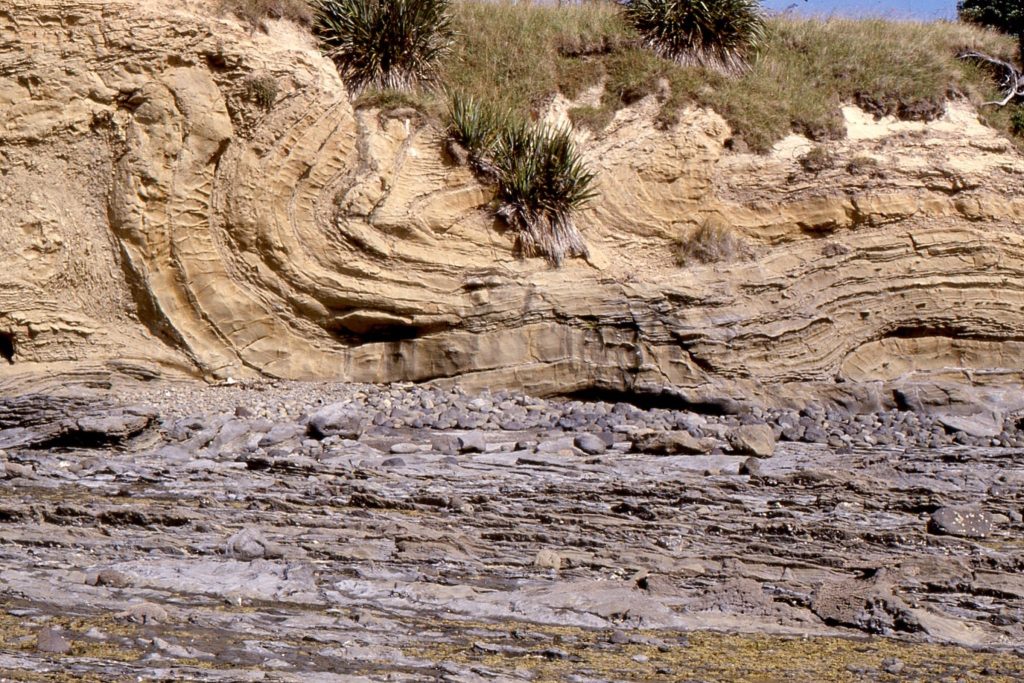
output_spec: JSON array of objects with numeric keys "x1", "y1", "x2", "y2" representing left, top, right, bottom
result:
[
  {"x1": 313, "y1": 0, "x2": 454, "y2": 92},
  {"x1": 445, "y1": 93, "x2": 597, "y2": 265},
  {"x1": 623, "y1": 0, "x2": 766, "y2": 74},
  {"x1": 353, "y1": 1, "x2": 1018, "y2": 152}
]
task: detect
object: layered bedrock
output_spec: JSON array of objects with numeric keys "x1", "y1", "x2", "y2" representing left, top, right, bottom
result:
[{"x1": 2, "y1": 0, "x2": 1024, "y2": 406}]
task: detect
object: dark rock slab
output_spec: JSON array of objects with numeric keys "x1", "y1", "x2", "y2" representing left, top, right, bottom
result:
[
  {"x1": 574, "y1": 433, "x2": 607, "y2": 455},
  {"x1": 928, "y1": 506, "x2": 994, "y2": 539}
]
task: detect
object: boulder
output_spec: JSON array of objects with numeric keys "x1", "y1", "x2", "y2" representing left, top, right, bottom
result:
[
  {"x1": 457, "y1": 432, "x2": 487, "y2": 454},
  {"x1": 73, "y1": 412, "x2": 153, "y2": 442},
  {"x1": 534, "y1": 549, "x2": 562, "y2": 570},
  {"x1": 631, "y1": 431, "x2": 711, "y2": 456},
  {"x1": 811, "y1": 573, "x2": 920, "y2": 635},
  {"x1": 225, "y1": 528, "x2": 287, "y2": 561},
  {"x1": 35, "y1": 628, "x2": 71, "y2": 654},
  {"x1": 307, "y1": 403, "x2": 365, "y2": 440},
  {"x1": 574, "y1": 433, "x2": 607, "y2": 455},
  {"x1": 726, "y1": 424, "x2": 776, "y2": 457},
  {"x1": 936, "y1": 412, "x2": 1003, "y2": 438}
]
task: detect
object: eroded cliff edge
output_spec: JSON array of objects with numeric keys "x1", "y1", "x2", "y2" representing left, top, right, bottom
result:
[{"x1": 3, "y1": 0, "x2": 1024, "y2": 409}]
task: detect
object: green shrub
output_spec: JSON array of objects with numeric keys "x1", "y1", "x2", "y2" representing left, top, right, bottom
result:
[
  {"x1": 622, "y1": 0, "x2": 766, "y2": 74},
  {"x1": 958, "y1": 0, "x2": 1024, "y2": 59},
  {"x1": 1011, "y1": 106, "x2": 1024, "y2": 135},
  {"x1": 313, "y1": 0, "x2": 454, "y2": 93},
  {"x1": 493, "y1": 121, "x2": 597, "y2": 266},
  {"x1": 244, "y1": 74, "x2": 279, "y2": 110}
]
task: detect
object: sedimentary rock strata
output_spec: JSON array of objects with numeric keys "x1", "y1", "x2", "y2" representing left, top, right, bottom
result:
[{"x1": 1, "y1": 0, "x2": 1023, "y2": 402}]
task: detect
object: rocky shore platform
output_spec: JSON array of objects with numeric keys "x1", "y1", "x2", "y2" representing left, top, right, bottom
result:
[{"x1": 1, "y1": 380, "x2": 1023, "y2": 682}]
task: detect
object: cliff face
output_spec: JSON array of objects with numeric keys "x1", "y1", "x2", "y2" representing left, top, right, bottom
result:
[{"x1": 3, "y1": 0, "x2": 1024, "y2": 407}]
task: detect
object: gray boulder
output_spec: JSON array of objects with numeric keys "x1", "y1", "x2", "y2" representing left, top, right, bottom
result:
[
  {"x1": 936, "y1": 412, "x2": 1003, "y2": 438},
  {"x1": 574, "y1": 433, "x2": 607, "y2": 455},
  {"x1": 225, "y1": 528, "x2": 287, "y2": 561},
  {"x1": 307, "y1": 403, "x2": 365, "y2": 440},
  {"x1": 457, "y1": 431, "x2": 487, "y2": 454}
]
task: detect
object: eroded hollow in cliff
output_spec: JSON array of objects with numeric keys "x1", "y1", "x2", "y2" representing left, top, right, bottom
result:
[
  {"x1": 0, "y1": 332, "x2": 16, "y2": 364},
  {"x1": 326, "y1": 311, "x2": 454, "y2": 345},
  {"x1": 560, "y1": 387, "x2": 742, "y2": 415}
]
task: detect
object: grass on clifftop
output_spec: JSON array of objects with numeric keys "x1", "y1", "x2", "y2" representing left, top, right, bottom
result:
[{"x1": 348, "y1": 1, "x2": 1020, "y2": 152}]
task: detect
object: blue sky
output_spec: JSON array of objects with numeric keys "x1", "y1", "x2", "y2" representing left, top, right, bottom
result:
[{"x1": 761, "y1": 1, "x2": 957, "y2": 21}]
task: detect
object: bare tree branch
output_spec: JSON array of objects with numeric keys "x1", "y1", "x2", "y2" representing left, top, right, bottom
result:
[{"x1": 959, "y1": 50, "x2": 1024, "y2": 106}]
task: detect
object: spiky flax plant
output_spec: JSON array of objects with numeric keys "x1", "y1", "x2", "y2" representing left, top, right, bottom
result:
[
  {"x1": 447, "y1": 92, "x2": 508, "y2": 171},
  {"x1": 313, "y1": 0, "x2": 454, "y2": 93},
  {"x1": 493, "y1": 122, "x2": 597, "y2": 266},
  {"x1": 623, "y1": 0, "x2": 766, "y2": 74}
]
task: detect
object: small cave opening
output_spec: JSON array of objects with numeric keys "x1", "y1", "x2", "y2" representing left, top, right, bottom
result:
[
  {"x1": 0, "y1": 332, "x2": 15, "y2": 364},
  {"x1": 559, "y1": 387, "x2": 742, "y2": 416}
]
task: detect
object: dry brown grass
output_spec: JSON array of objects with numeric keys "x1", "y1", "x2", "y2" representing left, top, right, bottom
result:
[{"x1": 676, "y1": 221, "x2": 752, "y2": 266}]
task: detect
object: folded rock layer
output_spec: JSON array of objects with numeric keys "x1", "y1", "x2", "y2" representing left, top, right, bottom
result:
[{"x1": 2, "y1": 0, "x2": 1024, "y2": 404}]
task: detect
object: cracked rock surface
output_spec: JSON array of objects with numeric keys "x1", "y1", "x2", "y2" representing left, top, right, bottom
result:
[{"x1": 0, "y1": 382, "x2": 1022, "y2": 681}]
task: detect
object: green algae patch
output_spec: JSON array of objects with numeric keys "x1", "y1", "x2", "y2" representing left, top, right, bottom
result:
[{"x1": 407, "y1": 622, "x2": 1024, "y2": 682}]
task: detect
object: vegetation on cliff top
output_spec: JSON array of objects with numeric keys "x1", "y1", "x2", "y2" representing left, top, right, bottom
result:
[
  {"x1": 624, "y1": 0, "x2": 766, "y2": 74},
  {"x1": 312, "y1": 0, "x2": 454, "y2": 92},
  {"x1": 958, "y1": 0, "x2": 1024, "y2": 59},
  {"x1": 371, "y1": 1, "x2": 1017, "y2": 152},
  {"x1": 223, "y1": 1, "x2": 1021, "y2": 150}
]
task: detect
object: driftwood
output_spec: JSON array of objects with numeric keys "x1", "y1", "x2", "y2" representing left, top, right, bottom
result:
[{"x1": 959, "y1": 50, "x2": 1024, "y2": 106}]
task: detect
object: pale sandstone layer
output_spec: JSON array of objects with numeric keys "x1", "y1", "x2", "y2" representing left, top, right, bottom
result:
[{"x1": 2, "y1": 0, "x2": 1024, "y2": 407}]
